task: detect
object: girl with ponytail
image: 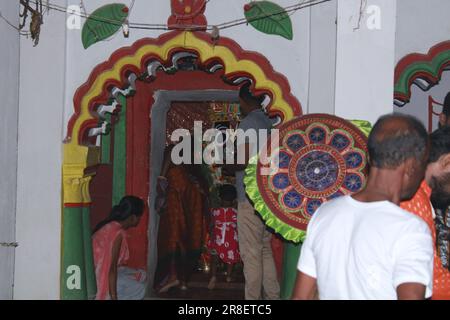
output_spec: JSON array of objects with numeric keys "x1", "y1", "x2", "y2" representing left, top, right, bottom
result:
[{"x1": 92, "y1": 196, "x2": 145, "y2": 300}]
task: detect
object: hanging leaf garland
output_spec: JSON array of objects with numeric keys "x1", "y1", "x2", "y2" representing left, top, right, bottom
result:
[
  {"x1": 244, "y1": 1, "x2": 293, "y2": 40},
  {"x1": 82, "y1": 3, "x2": 129, "y2": 49}
]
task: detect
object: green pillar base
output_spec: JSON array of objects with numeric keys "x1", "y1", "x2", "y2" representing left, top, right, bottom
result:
[
  {"x1": 280, "y1": 241, "x2": 302, "y2": 300},
  {"x1": 82, "y1": 207, "x2": 97, "y2": 299},
  {"x1": 61, "y1": 206, "x2": 88, "y2": 300}
]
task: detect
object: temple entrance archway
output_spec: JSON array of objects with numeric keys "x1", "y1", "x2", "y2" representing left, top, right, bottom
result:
[{"x1": 61, "y1": 30, "x2": 302, "y2": 299}]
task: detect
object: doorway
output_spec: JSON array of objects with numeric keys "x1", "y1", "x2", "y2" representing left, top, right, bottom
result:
[{"x1": 148, "y1": 90, "x2": 246, "y2": 299}]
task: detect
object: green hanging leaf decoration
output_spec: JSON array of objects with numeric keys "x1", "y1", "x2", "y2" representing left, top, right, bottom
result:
[
  {"x1": 244, "y1": 1, "x2": 293, "y2": 40},
  {"x1": 82, "y1": 3, "x2": 129, "y2": 49}
]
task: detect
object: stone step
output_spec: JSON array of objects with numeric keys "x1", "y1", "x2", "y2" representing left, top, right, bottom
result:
[{"x1": 187, "y1": 281, "x2": 244, "y2": 290}]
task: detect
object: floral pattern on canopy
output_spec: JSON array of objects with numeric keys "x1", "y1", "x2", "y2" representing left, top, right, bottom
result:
[{"x1": 244, "y1": 114, "x2": 370, "y2": 243}]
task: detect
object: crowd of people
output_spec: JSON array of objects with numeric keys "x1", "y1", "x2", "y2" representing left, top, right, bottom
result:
[
  {"x1": 293, "y1": 97, "x2": 450, "y2": 300},
  {"x1": 89, "y1": 86, "x2": 450, "y2": 300}
]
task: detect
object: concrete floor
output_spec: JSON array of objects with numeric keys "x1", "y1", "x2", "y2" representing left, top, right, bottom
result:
[{"x1": 155, "y1": 265, "x2": 245, "y2": 300}]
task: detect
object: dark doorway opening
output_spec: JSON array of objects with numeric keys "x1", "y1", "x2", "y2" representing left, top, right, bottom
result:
[{"x1": 152, "y1": 98, "x2": 245, "y2": 299}]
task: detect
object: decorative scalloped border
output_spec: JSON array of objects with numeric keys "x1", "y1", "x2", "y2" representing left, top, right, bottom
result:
[
  {"x1": 244, "y1": 118, "x2": 371, "y2": 243},
  {"x1": 63, "y1": 30, "x2": 303, "y2": 208},
  {"x1": 66, "y1": 31, "x2": 302, "y2": 148},
  {"x1": 245, "y1": 154, "x2": 307, "y2": 243},
  {"x1": 394, "y1": 41, "x2": 450, "y2": 107}
]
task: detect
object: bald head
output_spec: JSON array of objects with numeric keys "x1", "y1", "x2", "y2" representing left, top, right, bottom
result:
[{"x1": 368, "y1": 114, "x2": 428, "y2": 169}]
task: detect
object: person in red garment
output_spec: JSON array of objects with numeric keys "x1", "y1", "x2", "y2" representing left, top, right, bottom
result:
[
  {"x1": 400, "y1": 126, "x2": 450, "y2": 300},
  {"x1": 207, "y1": 184, "x2": 241, "y2": 289},
  {"x1": 155, "y1": 143, "x2": 208, "y2": 293}
]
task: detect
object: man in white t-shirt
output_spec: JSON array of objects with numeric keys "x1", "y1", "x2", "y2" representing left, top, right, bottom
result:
[{"x1": 292, "y1": 114, "x2": 434, "y2": 300}]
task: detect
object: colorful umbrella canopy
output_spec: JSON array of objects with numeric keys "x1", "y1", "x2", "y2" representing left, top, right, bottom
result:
[{"x1": 244, "y1": 114, "x2": 371, "y2": 243}]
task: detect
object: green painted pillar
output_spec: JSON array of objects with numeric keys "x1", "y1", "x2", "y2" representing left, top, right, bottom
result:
[
  {"x1": 61, "y1": 206, "x2": 88, "y2": 300},
  {"x1": 61, "y1": 174, "x2": 94, "y2": 300},
  {"x1": 280, "y1": 242, "x2": 302, "y2": 300},
  {"x1": 82, "y1": 206, "x2": 97, "y2": 299},
  {"x1": 112, "y1": 95, "x2": 127, "y2": 205}
]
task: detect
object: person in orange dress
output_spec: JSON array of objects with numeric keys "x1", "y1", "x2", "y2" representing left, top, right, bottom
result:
[
  {"x1": 400, "y1": 127, "x2": 450, "y2": 299},
  {"x1": 155, "y1": 145, "x2": 208, "y2": 293}
]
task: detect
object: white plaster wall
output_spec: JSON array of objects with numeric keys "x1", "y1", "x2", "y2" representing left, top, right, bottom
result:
[
  {"x1": 63, "y1": 0, "x2": 312, "y2": 137},
  {"x1": 307, "y1": 0, "x2": 337, "y2": 114},
  {"x1": 395, "y1": 0, "x2": 450, "y2": 62},
  {"x1": 335, "y1": 0, "x2": 397, "y2": 124},
  {"x1": 0, "y1": 0, "x2": 19, "y2": 300},
  {"x1": 394, "y1": 0, "x2": 450, "y2": 126},
  {"x1": 14, "y1": 0, "x2": 67, "y2": 299}
]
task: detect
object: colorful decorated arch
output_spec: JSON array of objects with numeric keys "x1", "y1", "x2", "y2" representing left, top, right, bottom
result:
[
  {"x1": 394, "y1": 41, "x2": 450, "y2": 107},
  {"x1": 61, "y1": 30, "x2": 302, "y2": 299}
]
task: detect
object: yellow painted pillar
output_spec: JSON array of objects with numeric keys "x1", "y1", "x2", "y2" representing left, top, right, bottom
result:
[{"x1": 61, "y1": 145, "x2": 98, "y2": 300}]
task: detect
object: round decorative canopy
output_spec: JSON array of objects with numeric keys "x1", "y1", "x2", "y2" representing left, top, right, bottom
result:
[{"x1": 244, "y1": 114, "x2": 370, "y2": 243}]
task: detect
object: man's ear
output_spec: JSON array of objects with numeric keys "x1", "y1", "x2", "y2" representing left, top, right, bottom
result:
[
  {"x1": 438, "y1": 153, "x2": 450, "y2": 169},
  {"x1": 403, "y1": 158, "x2": 416, "y2": 177}
]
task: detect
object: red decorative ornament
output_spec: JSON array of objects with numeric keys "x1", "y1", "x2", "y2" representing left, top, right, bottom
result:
[
  {"x1": 256, "y1": 114, "x2": 369, "y2": 233},
  {"x1": 168, "y1": 0, "x2": 208, "y2": 30}
]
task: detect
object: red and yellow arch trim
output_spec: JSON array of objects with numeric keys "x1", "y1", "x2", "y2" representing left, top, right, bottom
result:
[
  {"x1": 394, "y1": 41, "x2": 450, "y2": 107},
  {"x1": 60, "y1": 30, "x2": 302, "y2": 299},
  {"x1": 63, "y1": 30, "x2": 302, "y2": 203}
]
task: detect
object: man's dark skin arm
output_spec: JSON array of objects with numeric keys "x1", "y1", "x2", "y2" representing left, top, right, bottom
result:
[
  {"x1": 291, "y1": 271, "x2": 318, "y2": 300},
  {"x1": 397, "y1": 283, "x2": 427, "y2": 300},
  {"x1": 292, "y1": 273, "x2": 427, "y2": 300}
]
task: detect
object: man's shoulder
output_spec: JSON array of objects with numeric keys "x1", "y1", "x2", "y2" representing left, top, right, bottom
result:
[
  {"x1": 319, "y1": 195, "x2": 348, "y2": 208},
  {"x1": 398, "y1": 208, "x2": 431, "y2": 233},
  {"x1": 311, "y1": 196, "x2": 351, "y2": 219},
  {"x1": 240, "y1": 110, "x2": 272, "y2": 129},
  {"x1": 383, "y1": 204, "x2": 431, "y2": 235},
  {"x1": 305, "y1": 197, "x2": 353, "y2": 235},
  {"x1": 315, "y1": 196, "x2": 424, "y2": 222}
]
